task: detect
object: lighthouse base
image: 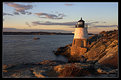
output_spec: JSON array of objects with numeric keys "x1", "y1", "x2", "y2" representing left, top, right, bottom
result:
[{"x1": 70, "y1": 46, "x2": 87, "y2": 56}]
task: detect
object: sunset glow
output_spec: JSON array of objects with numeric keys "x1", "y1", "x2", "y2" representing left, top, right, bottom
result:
[{"x1": 3, "y1": 2, "x2": 118, "y2": 33}]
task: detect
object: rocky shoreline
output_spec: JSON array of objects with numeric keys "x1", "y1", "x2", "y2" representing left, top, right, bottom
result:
[
  {"x1": 2, "y1": 30, "x2": 118, "y2": 78},
  {"x1": 2, "y1": 60, "x2": 118, "y2": 78},
  {"x1": 54, "y1": 30, "x2": 118, "y2": 68}
]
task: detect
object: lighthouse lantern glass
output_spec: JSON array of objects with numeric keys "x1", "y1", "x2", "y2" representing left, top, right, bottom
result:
[{"x1": 78, "y1": 22, "x2": 83, "y2": 25}]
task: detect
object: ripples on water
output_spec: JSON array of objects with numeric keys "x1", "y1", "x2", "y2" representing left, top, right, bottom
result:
[{"x1": 3, "y1": 35, "x2": 74, "y2": 65}]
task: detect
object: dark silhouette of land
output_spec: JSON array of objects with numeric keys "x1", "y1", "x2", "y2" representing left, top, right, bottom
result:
[{"x1": 3, "y1": 32, "x2": 95, "y2": 35}]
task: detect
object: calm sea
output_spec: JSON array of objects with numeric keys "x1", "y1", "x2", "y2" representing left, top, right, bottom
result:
[{"x1": 2, "y1": 35, "x2": 74, "y2": 65}]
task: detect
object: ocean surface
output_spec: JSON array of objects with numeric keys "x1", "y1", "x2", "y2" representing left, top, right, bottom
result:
[{"x1": 2, "y1": 35, "x2": 74, "y2": 65}]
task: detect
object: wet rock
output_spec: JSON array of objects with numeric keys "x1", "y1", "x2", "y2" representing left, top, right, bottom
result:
[
  {"x1": 2, "y1": 60, "x2": 67, "y2": 78},
  {"x1": 54, "y1": 44, "x2": 71, "y2": 57},
  {"x1": 2, "y1": 64, "x2": 15, "y2": 70},
  {"x1": 11, "y1": 69, "x2": 32, "y2": 78},
  {"x1": 37, "y1": 60, "x2": 66, "y2": 66}
]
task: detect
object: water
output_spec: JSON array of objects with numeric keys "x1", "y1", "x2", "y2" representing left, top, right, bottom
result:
[{"x1": 2, "y1": 35, "x2": 74, "y2": 65}]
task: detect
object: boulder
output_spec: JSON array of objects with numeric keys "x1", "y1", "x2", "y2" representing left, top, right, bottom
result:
[{"x1": 33, "y1": 37, "x2": 40, "y2": 40}]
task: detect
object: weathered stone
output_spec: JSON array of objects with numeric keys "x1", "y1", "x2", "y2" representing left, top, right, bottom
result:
[
  {"x1": 97, "y1": 68, "x2": 108, "y2": 74},
  {"x1": 85, "y1": 43, "x2": 106, "y2": 61},
  {"x1": 33, "y1": 71, "x2": 45, "y2": 78},
  {"x1": 97, "y1": 68, "x2": 118, "y2": 75},
  {"x1": 2, "y1": 64, "x2": 8, "y2": 70},
  {"x1": 54, "y1": 65, "x2": 64, "y2": 73},
  {"x1": 98, "y1": 45, "x2": 118, "y2": 68},
  {"x1": 54, "y1": 63, "x2": 96, "y2": 77},
  {"x1": 84, "y1": 30, "x2": 118, "y2": 68}
]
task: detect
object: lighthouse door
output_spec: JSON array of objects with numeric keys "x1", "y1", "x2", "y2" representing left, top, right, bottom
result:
[{"x1": 80, "y1": 40, "x2": 84, "y2": 47}]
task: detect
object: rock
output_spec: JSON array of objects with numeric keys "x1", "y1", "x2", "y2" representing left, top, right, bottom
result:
[
  {"x1": 52, "y1": 30, "x2": 118, "y2": 77},
  {"x1": 98, "y1": 45, "x2": 118, "y2": 68},
  {"x1": 85, "y1": 42, "x2": 106, "y2": 61},
  {"x1": 3, "y1": 70, "x2": 8, "y2": 73},
  {"x1": 37, "y1": 60, "x2": 66, "y2": 66},
  {"x1": 108, "y1": 69, "x2": 118, "y2": 74},
  {"x1": 84, "y1": 30, "x2": 118, "y2": 68},
  {"x1": 45, "y1": 69, "x2": 59, "y2": 77},
  {"x1": 97, "y1": 68, "x2": 118, "y2": 74},
  {"x1": 33, "y1": 72, "x2": 45, "y2": 78},
  {"x1": 54, "y1": 63, "x2": 96, "y2": 77},
  {"x1": 54, "y1": 44, "x2": 71, "y2": 57},
  {"x1": 10, "y1": 69, "x2": 33, "y2": 78},
  {"x1": 97, "y1": 68, "x2": 108, "y2": 74},
  {"x1": 53, "y1": 30, "x2": 118, "y2": 67},
  {"x1": 2, "y1": 64, "x2": 15, "y2": 70},
  {"x1": 54, "y1": 65, "x2": 64, "y2": 73},
  {"x1": 3, "y1": 65, "x2": 8, "y2": 70},
  {"x1": 33, "y1": 37, "x2": 40, "y2": 40}
]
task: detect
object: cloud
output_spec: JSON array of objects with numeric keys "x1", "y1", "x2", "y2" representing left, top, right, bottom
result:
[
  {"x1": 31, "y1": 20, "x2": 116, "y2": 29},
  {"x1": 101, "y1": 21, "x2": 106, "y2": 23},
  {"x1": 93, "y1": 25, "x2": 117, "y2": 28},
  {"x1": 34, "y1": 12, "x2": 66, "y2": 19},
  {"x1": 3, "y1": 13, "x2": 14, "y2": 16},
  {"x1": 3, "y1": 28, "x2": 72, "y2": 33},
  {"x1": 85, "y1": 21, "x2": 100, "y2": 25},
  {"x1": 64, "y1": 4, "x2": 74, "y2": 6},
  {"x1": 5, "y1": 2, "x2": 33, "y2": 15},
  {"x1": 4, "y1": 2, "x2": 14, "y2": 4},
  {"x1": 32, "y1": 21, "x2": 76, "y2": 26},
  {"x1": 25, "y1": 22, "x2": 31, "y2": 27},
  {"x1": 85, "y1": 21, "x2": 107, "y2": 27},
  {"x1": 13, "y1": 12, "x2": 20, "y2": 15},
  {"x1": 31, "y1": 20, "x2": 105, "y2": 26}
]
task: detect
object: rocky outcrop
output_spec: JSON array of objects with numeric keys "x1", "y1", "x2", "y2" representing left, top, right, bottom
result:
[
  {"x1": 54, "y1": 30, "x2": 118, "y2": 68},
  {"x1": 2, "y1": 60, "x2": 118, "y2": 78},
  {"x1": 54, "y1": 63, "x2": 95, "y2": 77},
  {"x1": 84, "y1": 30, "x2": 118, "y2": 68},
  {"x1": 97, "y1": 44, "x2": 118, "y2": 68},
  {"x1": 53, "y1": 62, "x2": 118, "y2": 77},
  {"x1": 53, "y1": 44, "x2": 72, "y2": 58},
  {"x1": 2, "y1": 60, "x2": 66, "y2": 78}
]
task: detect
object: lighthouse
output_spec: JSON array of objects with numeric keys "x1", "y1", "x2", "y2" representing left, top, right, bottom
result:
[{"x1": 71, "y1": 18, "x2": 88, "y2": 56}]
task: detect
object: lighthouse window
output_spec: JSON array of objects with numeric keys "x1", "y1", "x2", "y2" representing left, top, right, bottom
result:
[{"x1": 78, "y1": 22, "x2": 83, "y2": 25}]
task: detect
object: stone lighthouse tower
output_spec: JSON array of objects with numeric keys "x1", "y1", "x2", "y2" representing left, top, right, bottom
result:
[{"x1": 71, "y1": 17, "x2": 88, "y2": 56}]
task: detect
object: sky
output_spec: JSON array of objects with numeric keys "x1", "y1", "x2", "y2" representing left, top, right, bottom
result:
[{"x1": 3, "y1": 2, "x2": 118, "y2": 33}]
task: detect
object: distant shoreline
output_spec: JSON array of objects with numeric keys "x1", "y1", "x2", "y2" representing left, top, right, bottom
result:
[{"x1": 3, "y1": 32, "x2": 95, "y2": 35}]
